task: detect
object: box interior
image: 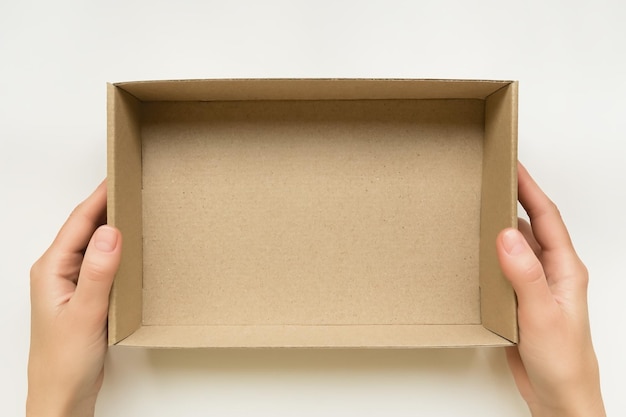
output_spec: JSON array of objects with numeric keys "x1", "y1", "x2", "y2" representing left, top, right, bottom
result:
[{"x1": 108, "y1": 80, "x2": 517, "y2": 348}]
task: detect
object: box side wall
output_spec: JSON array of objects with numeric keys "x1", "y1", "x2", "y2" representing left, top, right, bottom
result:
[
  {"x1": 479, "y1": 83, "x2": 519, "y2": 342},
  {"x1": 117, "y1": 79, "x2": 511, "y2": 102},
  {"x1": 107, "y1": 84, "x2": 143, "y2": 345},
  {"x1": 117, "y1": 324, "x2": 514, "y2": 348}
]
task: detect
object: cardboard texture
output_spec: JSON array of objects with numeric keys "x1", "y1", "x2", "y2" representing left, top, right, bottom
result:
[{"x1": 107, "y1": 79, "x2": 518, "y2": 348}]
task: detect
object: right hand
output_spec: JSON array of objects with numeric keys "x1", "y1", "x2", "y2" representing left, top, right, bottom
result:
[{"x1": 496, "y1": 163, "x2": 605, "y2": 417}]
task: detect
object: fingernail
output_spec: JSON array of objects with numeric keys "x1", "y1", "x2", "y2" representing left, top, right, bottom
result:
[
  {"x1": 502, "y1": 229, "x2": 526, "y2": 256},
  {"x1": 94, "y1": 226, "x2": 118, "y2": 252}
]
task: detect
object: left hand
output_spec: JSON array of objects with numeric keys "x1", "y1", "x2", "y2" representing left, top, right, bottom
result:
[{"x1": 27, "y1": 181, "x2": 122, "y2": 417}]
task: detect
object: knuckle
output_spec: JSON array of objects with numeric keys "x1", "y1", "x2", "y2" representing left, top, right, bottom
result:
[
  {"x1": 522, "y1": 258, "x2": 544, "y2": 281},
  {"x1": 561, "y1": 254, "x2": 590, "y2": 287},
  {"x1": 548, "y1": 199, "x2": 560, "y2": 213},
  {"x1": 69, "y1": 202, "x2": 90, "y2": 224},
  {"x1": 521, "y1": 305, "x2": 560, "y2": 331},
  {"x1": 51, "y1": 252, "x2": 82, "y2": 280},
  {"x1": 67, "y1": 204, "x2": 82, "y2": 223},
  {"x1": 82, "y1": 258, "x2": 112, "y2": 282},
  {"x1": 29, "y1": 258, "x2": 43, "y2": 283},
  {"x1": 546, "y1": 199, "x2": 563, "y2": 219},
  {"x1": 71, "y1": 200, "x2": 87, "y2": 215},
  {"x1": 529, "y1": 198, "x2": 562, "y2": 221},
  {"x1": 577, "y1": 261, "x2": 590, "y2": 287}
]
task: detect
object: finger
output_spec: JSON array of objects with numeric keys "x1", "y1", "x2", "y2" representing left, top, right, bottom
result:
[
  {"x1": 72, "y1": 225, "x2": 121, "y2": 315},
  {"x1": 517, "y1": 163, "x2": 574, "y2": 254},
  {"x1": 49, "y1": 180, "x2": 107, "y2": 257},
  {"x1": 496, "y1": 228, "x2": 558, "y2": 323},
  {"x1": 518, "y1": 218, "x2": 541, "y2": 257}
]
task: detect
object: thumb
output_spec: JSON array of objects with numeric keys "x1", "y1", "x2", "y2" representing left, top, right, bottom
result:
[
  {"x1": 73, "y1": 225, "x2": 122, "y2": 315},
  {"x1": 496, "y1": 228, "x2": 557, "y2": 325}
]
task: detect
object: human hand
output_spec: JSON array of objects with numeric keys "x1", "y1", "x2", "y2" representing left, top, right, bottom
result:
[
  {"x1": 496, "y1": 164, "x2": 605, "y2": 417},
  {"x1": 27, "y1": 181, "x2": 121, "y2": 417}
]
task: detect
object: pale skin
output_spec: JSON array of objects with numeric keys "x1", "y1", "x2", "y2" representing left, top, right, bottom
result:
[
  {"x1": 28, "y1": 181, "x2": 121, "y2": 417},
  {"x1": 496, "y1": 164, "x2": 606, "y2": 417},
  {"x1": 27, "y1": 165, "x2": 605, "y2": 417}
]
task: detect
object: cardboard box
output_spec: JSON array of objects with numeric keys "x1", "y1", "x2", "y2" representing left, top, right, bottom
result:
[{"x1": 107, "y1": 79, "x2": 518, "y2": 348}]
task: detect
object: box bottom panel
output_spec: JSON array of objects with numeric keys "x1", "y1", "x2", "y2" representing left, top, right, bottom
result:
[{"x1": 141, "y1": 99, "x2": 485, "y2": 327}]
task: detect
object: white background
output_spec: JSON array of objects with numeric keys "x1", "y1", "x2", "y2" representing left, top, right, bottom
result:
[{"x1": 1, "y1": 1, "x2": 624, "y2": 416}]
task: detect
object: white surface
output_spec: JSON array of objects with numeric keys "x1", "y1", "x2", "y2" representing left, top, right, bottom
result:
[{"x1": 1, "y1": 1, "x2": 624, "y2": 415}]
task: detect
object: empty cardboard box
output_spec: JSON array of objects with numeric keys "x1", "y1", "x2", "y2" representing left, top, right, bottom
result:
[{"x1": 107, "y1": 79, "x2": 518, "y2": 348}]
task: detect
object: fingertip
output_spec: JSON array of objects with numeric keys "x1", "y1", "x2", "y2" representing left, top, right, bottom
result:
[
  {"x1": 93, "y1": 225, "x2": 120, "y2": 253},
  {"x1": 497, "y1": 228, "x2": 539, "y2": 287},
  {"x1": 73, "y1": 226, "x2": 122, "y2": 312},
  {"x1": 497, "y1": 228, "x2": 555, "y2": 320},
  {"x1": 500, "y1": 228, "x2": 526, "y2": 256}
]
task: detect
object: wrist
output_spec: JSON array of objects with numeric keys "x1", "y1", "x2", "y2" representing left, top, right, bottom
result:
[
  {"x1": 26, "y1": 393, "x2": 96, "y2": 417},
  {"x1": 26, "y1": 398, "x2": 70, "y2": 417},
  {"x1": 528, "y1": 389, "x2": 606, "y2": 417}
]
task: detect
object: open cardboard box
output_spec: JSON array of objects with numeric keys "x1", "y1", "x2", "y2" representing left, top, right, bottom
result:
[{"x1": 107, "y1": 79, "x2": 518, "y2": 348}]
